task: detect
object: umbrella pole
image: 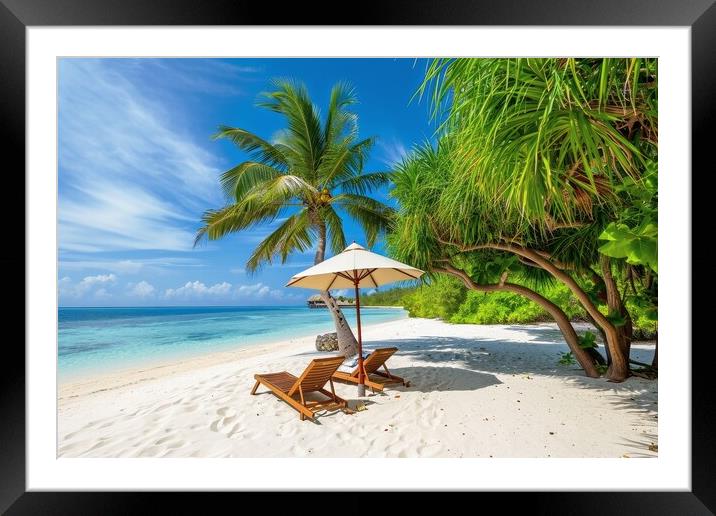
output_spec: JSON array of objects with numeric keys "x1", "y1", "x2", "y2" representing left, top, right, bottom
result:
[{"x1": 354, "y1": 278, "x2": 366, "y2": 397}]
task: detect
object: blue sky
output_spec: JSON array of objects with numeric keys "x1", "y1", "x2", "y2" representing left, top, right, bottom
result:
[{"x1": 58, "y1": 58, "x2": 435, "y2": 306}]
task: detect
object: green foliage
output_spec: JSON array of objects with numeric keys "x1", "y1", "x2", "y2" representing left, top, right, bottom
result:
[
  {"x1": 417, "y1": 58, "x2": 658, "y2": 231},
  {"x1": 385, "y1": 58, "x2": 658, "y2": 348},
  {"x1": 374, "y1": 273, "x2": 657, "y2": 338},
  {"x1": 401, "y1": 276, "x2": 467, "y2": 319},
  {"x1": 578, "y1": 331, "x2": 597, "y2": 349},
  {"x1": 558, "y1": 352, "x2": 576, "y2": 366},
  {"x1": 361, "y1": 286, "x2": 417, "y2": 306},
  {"x1": 598, "y1": 161, "x2": 658, "y2": 272},
  {"x1": 606, "y1": 309, "x2": 627, "y2": 327},
  {"x1": 599, "y1": 222, "x2": 657, "y2": 272},
  {"x1": 450, "y1": 282, "x2": 583, "y2": 324},
  {"x1": 625, "y1": 295, "x2": 658, "y2": 338}
]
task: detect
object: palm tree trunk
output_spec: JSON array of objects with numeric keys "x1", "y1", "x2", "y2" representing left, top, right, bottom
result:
[
  {"x1": 314, "y1": 221, "x2": 359, "y2": 358},
  {"x1": 435, "y1": 264, "x2": 601, "y2": 378}
]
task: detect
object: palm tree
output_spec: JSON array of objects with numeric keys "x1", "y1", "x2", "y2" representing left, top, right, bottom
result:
[{"x1": 195, "y1": 79, "x2": 393, "y2": 357}]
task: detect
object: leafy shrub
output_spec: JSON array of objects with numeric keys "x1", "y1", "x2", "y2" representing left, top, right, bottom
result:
[
  {"x1": 401, "y1": 276, "x2": 466, "y2": 319},
  {"x1": 366, "y1": 272, "x2": 657, "y2": 339},
  {"x1": 361, "y1": 285, "x2": 416, "y2": 306}
]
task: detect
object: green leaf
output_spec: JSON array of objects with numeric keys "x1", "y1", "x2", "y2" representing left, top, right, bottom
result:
[
  {"x1": 598, "y1": 222, "x2": 658, "y2": 272},
  {"x1": 606, "y1": 311, "x2": 627, "y2": 327},
  {"x1": 578, "y1": 331, "x2": 598, "y2": 349}
]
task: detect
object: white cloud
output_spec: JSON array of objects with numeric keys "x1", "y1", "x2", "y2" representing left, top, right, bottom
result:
[
  {"x1": 59, "y1": 273, "x2": 117, "y2": 299},
  {"x1": 378, "y1": 138, "x2": 408, "y2": 166},
  {"x1": 234, "y1": 282, "x2": 299, "y2": 301},
  {"x1": 140, "y1": 59, "x2": 259, "y2": 97},
  {"x1": 128, "y1": 280, "x2": 155, "y2": 298},
  {"x1": 237, "y1": 283, "x2": 271, "y2": 297},
  {"x1": 281, "y1": 261, "x2": 315, "y2": 269},
  {"x1": 60, "y1": 256, "x2": 204, "y2": 275},
  {"x1": 160, "y1": 280, "x2": 298, "y2": 303},
  {"x1": 164, "y1": 280, "x2": 232, "y2": 300},
  {"x1": 58, "y1": 59, "x2": 225, "y2": 254}
]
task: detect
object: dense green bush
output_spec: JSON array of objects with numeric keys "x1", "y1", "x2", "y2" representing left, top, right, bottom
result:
[
  {"x1": 360, "y1": 286, "x2": 415, "y2": 306},
  {"x1": 401, "y1": 276, "x2": 466, "y2": 319},
  {"x1": 362, "y1": 274, "x2": 656, "y2": 339}
]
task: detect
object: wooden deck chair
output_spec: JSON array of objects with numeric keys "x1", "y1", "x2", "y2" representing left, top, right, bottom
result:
[
  {"x1": 332, "y1": 347, "x2": 408, "y2": 392},
  {"x1": 251, "y1": 356, "x2": 348, "y2": 421}
]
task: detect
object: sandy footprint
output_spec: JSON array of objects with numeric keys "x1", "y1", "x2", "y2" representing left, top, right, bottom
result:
[
  {"x1": 154, "y1": 435, "x2": 175, "y2": 445},
  {"x1": 210, "y1": 407, "x2": 239, "y2": 433},
  {"x1": 227, "y1": 422, "x2": 246, "y2": 439},
  {"x1": 137, "y1": 445, "x2": 164, "y2": 457},
  {"x1": 217, "y1": 407, "x2": 236, "y2": 418},
  {"x1": 62, "y1": 430, "x2": 80, "y2": 440},
  {"x1": 416, "y1": 442, "x2": 444, "y2": 457}
]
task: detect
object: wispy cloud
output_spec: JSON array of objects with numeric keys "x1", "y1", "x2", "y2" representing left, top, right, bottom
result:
[
  {"x1": 59, "y1": 256, "x2": 205, "y2": 275},
  {"x1": 378, "y1": 137, "x2": 408, "y2": 167},
  {"x1": 58, "y1": 59, "x2": 233, "y2": 254}
]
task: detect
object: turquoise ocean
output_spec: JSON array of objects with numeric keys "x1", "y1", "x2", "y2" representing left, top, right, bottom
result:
[{"x1": 58, "y1": 306, "x2": 407, "y2": 381}]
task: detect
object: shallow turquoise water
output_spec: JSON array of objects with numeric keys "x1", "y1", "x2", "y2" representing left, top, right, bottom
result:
[{"x1": 58, "y1": 306, "x2": 407, "y2": 380}]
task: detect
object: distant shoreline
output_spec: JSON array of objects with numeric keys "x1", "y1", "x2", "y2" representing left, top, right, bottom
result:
[{"x1": 309, "y1": 305, "x2": 404, "y2": 309}]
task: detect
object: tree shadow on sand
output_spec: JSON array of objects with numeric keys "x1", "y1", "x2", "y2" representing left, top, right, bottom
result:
[
  {"x1": 373, "y1": 366, "x2": 501, "y2": 393},
  {"x1": 298, "y1": 324, "x2": 656, "y2": 419},
  {"x1": 367, "y1": 324, "x2": 655, "y2": 409}
]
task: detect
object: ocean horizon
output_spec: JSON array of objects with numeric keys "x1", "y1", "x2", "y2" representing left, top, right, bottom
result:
[{"x1": 58, "y1": 305, "x2": 407, "y2": 381}]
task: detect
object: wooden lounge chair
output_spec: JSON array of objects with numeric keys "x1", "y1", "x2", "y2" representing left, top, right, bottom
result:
[
  {"x1": 250, "y1": 356, "x2": 348, "y2": 421},
  {"x1": 332, "y1": 347, "x2": 408, "y2": 392}
]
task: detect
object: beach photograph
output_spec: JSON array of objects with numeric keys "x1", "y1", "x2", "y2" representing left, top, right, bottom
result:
[{"x1": 57, "y1": 57, "x2": 658, "y2": 459}]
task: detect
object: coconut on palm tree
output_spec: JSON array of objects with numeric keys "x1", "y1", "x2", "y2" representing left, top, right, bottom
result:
[{"x1": 195, "y1": 79, "x2": 393, "y2": 357}]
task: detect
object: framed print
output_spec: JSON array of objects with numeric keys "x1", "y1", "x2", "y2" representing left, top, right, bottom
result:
[{"x1": 2, "y1": 0, "x2": 713, "y2": 512}]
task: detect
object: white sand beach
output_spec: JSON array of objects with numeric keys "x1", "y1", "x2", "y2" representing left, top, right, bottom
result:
[{"x1": 58, "y1": 318, "x2": 657, "y2": 458}]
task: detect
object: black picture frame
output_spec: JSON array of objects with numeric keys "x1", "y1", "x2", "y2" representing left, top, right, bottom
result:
[{"x1": 2, "y1": 0, "x2": 712, "y2": 513}]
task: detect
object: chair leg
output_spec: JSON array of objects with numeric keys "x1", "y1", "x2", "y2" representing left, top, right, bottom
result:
[
  {"x1": 329, "y1": 379, "x2": 338, "y2": 402},
  {"x1": 298, "y1": 385, "x2": 309, "y2": 421},
  {"x1": 250, "y1": 380, "x2": 260, "y2": 395}
]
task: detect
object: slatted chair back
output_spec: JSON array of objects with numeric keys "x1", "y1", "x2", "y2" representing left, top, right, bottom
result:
[
  {"x1": 361, "y1": 347, "x2": 398, "y2": 375},
  {"x1": 288, "y1": 356, "x2": 345, "y2": 396}
]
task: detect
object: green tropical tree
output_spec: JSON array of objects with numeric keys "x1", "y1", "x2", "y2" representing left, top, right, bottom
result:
[
  {"x1": 196, "y1": 79, "x2": 393, "y2": 356},
  {"x1": 388, "y1": 140, "x2": 605, "y2": 378},
  {"x1": 401, "y1": 57, "x2": 658, "y2": 381}
]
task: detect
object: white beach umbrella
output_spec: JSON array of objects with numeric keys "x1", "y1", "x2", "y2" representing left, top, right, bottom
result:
[{"x1": 286, "y1": 242, "x2": 424, "y2": 395}]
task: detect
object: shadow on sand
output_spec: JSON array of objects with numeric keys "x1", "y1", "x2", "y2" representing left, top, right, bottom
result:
[{"x1": 296, "y1": 325, "x2": 657, "y2": 433}]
